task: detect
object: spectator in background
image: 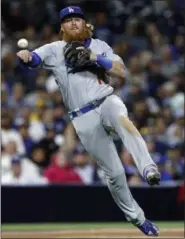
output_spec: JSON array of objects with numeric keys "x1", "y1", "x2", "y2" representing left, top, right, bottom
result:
[
  {"x1": 39, "y1": 125, "x2": 59, "y2": 160},
  {"x1": 91, "y1": 162, "x2": 106, "y2": 185},
  {"x1": 1, "y1": 88, "x2": 8, "y2": 109},
  {"x1": 132, "y1": 100, "x2": 151, "y2": 130},
  {"x1": 145, "y1": 137, "x2": 167, "y2": 165},
  {"x1": 2, "y1": 1, "x2": 28, "y2": 32},
  {"x1": 166, "y1": 112, "x2": 184, "y2": 146},
  {"x1": 53, "y1": 105, "x2": 68, "y2": 135},
  {"x1": 174, "y1": 34, "x2": 185, "y2": 69},
  {"x1": 42, "y1": 107, "x2": 54, "y2": 128},
  {"x1": 51, "y1": 89, "x2": 64, "y2": 106},
  {"x1": 2, "y1": 52, "x2": 18, "y2": 94},
  {"x1": 120, "y1": 149, "x2": 141, "y2": 184},
  {"x1": 175, "y1": 34, "x2": 185, "y2": 57},
  {"x1": 160, "y1": 106, "x2": 174, "y2": 126},
  {"x1": 27, "y1": 98, "x2": 48, "y2": 143},
  {"x1": 165, "y1": 145, "x2": 184, "y2": 181},
  {"x1": 1, "y1": 29, "x2": 13, "y2": 61},
  {"x1": 146, "y1": 56, "x2": 168, "y2": 99},
  {"x1": 2, "y1": 141, "x2": 18, "y2": 179},
  {"x1": 121, "y1": 84, "x2": 144, "y2": 114},
  {"x1": 24, "y1": 77, "x2": 49, "y2": 107},
  {"x1": 45, "y1": 74, "x2": 58, "y2": 94},
  {"x1": 2, "y1": 155, "x2": 47, "y2": 186},
  {"x1": 160, "y1": 45, "x2": 180, "y2": 78},
  {"x1": 127, "y1": 55, "x2": 147, "y2": 91},
  {"x1": 17, "y1": 120, "x2": 35, "y2": 157},
  {"x1": 23, "y1": 25, "x2": 38, "y2": 50},
  {"x1": 1, "y1": 111, "x2": 25, "y2": 155},
  {"x1": 157, "y1": 161, "x2": 174, "y2": 182},
  {"x1": 158, "y1": 81, "x2": 184, "y2": 115},
  {"x1": 72, "y1": 145, "x2": 94, "y2": 185},
  {"x1": 94, "y1": 11, "x2": 113, "y2": 46},
  {"x1": 171, "y1": 71, "x2": 185, "y2": 93},
  {"x1": 8, "y1": 82, "x2": 25, "y2": 110},
  {"x1": 43, "y1": 151, "x2": 82, "y2": 184},
  {"x1": 17, "y1": 105, "x2": 32, "y2": 124},
  {"x1": 30, "y1": 145, "x2": 50, "y2": 170},
  {"x1": 124, "y1": 19, "x2": 148, "y2": 52},
  {"x1": 39, "y1": 24, "x2": 54, "y2": 45},
  {"x1": 154, "y1": 116, "x2": 168, "y2": 144}
]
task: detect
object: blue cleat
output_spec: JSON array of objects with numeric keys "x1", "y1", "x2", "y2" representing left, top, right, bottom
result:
[{"x1": 136, "y1": 219, "x2": 160, "y2": 236}]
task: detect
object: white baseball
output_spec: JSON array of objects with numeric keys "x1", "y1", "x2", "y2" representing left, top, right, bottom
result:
[{"x1": 17, "y1": 38, "x2": 28, "y2": 48}]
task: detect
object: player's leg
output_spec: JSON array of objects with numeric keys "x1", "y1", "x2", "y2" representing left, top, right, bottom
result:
[
  {"x1": 72, "y1": 110, "x2": 145, "y2": 225},
  {"x1": 100, "y1": 95, "x2": 160, "y2": 185}
]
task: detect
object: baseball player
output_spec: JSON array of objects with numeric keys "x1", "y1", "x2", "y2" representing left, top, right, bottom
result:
[{"x1": 17, "y1": 6, "x2": 160, "y2": 236}]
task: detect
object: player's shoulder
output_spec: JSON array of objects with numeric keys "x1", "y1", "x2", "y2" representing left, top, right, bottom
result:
[
  {"x1": 91, "y1": 38, "x2": 111, "y2": 50},
  {"x1": 37, "y1": 40, "x2": 66, "y2": 55},
  {"x1": 91, "y1": 38, "x2": 109, "y2": 46},
  {"x1": 44, "y1": 40, "x2": 66, "y2": 48}
]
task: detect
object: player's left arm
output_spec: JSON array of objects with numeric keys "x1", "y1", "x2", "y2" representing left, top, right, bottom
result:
[
  {"x1": 90, "y1": 53, "x2": 125, "y2": 79},
  {"x1": 90, "y1": 42, "x2": 126, "y2": 79}
]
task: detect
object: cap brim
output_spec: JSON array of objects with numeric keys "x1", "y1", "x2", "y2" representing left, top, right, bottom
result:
[{"x1": 61, "y1": 13, "x2": 85, "y2": 22}]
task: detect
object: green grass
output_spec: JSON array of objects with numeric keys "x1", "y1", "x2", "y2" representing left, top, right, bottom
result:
[{"x1": 2, "y1": 221, "x2": 184, "y2": 231}]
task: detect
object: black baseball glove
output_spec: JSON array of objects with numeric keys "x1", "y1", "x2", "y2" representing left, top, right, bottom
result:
[{"x1": 64, "y1": 41, "x2": 92, "y2": 68}]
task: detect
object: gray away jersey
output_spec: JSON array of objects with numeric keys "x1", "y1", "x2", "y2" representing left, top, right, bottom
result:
[{"x1": 33, "y1": 38, "x2": 123, "y2": 111}]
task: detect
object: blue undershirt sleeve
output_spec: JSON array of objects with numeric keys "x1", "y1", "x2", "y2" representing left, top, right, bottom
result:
[{"x1": 19, "y1": 52, "x2": 42, "y2": 68}]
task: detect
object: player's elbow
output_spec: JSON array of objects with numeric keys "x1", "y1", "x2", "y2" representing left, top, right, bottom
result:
[
  {"x1": 116, "y1": 63, "x2": 126, "y2": 78},
  {"x1": 114, "y1": 61, "x2": 126, "y2": 77},
  {"x1": 107, "y1": 61, "x2": 126, "y2": 79},
  {"x1": 120, "y1": 66, "x2": 126, "y2": 78}
]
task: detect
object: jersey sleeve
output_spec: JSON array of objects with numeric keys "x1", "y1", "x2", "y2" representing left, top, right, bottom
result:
[
  {"x1": 98, "y1": 40, "x2": 128, "y2": 77},
  {"x1": 100, "y1": 41, "x2": 124, "y2": 63},
  {"x1": 33, "y1": 43, "x2": 56, "y2": 69}
]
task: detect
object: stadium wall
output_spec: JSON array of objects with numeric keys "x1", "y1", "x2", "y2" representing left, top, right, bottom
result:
[{"x1": 2, "y1": 184, "x2": 184, "y2": 223}]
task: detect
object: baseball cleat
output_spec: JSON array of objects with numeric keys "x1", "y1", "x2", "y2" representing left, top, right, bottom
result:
[
  {"x1": 144, "y1": 168, "x2": 161, "y2": 186},
  {"x1": 136, "y1": 219, "x2": 160, "y2": 236}
]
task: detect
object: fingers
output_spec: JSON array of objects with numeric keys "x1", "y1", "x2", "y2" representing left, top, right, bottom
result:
[
  {"x1": 28, "y1": 54, "x2": 32, "y2": 62},
  {"x1": 16, "y1": 50, "x2": 32, "y2": 63}
]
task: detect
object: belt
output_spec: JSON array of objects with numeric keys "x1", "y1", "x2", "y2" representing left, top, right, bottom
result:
[{"x1": 69, "y1": 96, "x2": 107, "y2": 120}]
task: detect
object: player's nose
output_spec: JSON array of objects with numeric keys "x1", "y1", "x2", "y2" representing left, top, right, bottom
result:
[{"x1": 71, "y1": 18, "x2": 77, "y2": 25}]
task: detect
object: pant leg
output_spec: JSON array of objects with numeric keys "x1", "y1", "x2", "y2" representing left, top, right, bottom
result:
[
  {"x1": 100, "y1": 95, "x2": 157, "y2": 177},
  {"x1": 72, "y1": 110, "x2": 145, "y2": 224}
]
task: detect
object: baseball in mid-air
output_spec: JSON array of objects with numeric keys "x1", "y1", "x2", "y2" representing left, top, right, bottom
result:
[{"x1": 17, "y1": 38, "x2": 28, "y2": 48}]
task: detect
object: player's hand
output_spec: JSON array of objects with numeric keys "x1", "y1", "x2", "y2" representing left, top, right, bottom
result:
[
  {"x1": 16, "y1": 50, "x2": 32, "y2": 63},
  {"x1": 64, "y1": 41, "x2": 92, "y2": 67}
]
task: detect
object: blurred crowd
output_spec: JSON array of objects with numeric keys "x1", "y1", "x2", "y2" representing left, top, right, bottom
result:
[{"x1": 1, "y1": 0, "x2": 184, "y2": 186}]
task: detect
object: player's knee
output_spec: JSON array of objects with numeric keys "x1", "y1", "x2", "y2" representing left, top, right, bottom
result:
[
  {"x1": 107, "y1": 173, "x2": 126, "y2": 190},
  {"x1": 118, "y1": 115, "x2": 140, "y2": 136}
]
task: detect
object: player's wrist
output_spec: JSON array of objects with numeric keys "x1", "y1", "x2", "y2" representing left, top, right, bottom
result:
[
  {"x1": 96, "y1": 54, "x2": 112, "y2": 70},
  {"x1": 27, "y1": 52, "x2": 41, "y2": 67}
]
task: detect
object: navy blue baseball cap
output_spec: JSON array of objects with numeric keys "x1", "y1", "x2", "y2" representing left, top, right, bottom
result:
[
  {"x1": 11, "y1": 155, "x2": 22, "y2": 164},
  {"x1": 60, "y1": 6, "x2": 85, "y2": 22}
]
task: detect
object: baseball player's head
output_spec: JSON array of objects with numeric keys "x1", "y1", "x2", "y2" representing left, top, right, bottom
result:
[{"x1": 59, "y1": 6, "x2": 94, "y2": 42}]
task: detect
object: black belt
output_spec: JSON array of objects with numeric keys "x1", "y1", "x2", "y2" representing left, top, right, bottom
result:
[{"x1": 69, "y1": 96, "x2": 107, "y2": 120}]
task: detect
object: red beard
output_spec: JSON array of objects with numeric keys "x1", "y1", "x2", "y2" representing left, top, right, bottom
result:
[{"x1": 61, "y1": 27, "x2": 91, "y2": 43}]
